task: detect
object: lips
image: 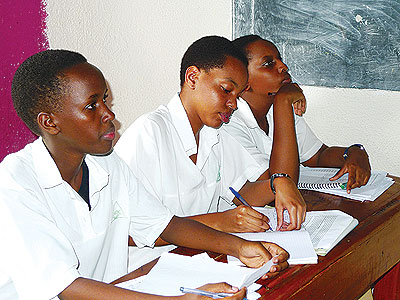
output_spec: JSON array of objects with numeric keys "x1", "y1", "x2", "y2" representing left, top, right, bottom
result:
[
  {"x1": 219, "y1": 111, "x2": 232, "y2": 123},
  {"x1": 282, "y1": 76, "x2": 292, "y2": 84},
  {"x1": 102, "y1": 124, "x2": 116, "y2": 140}
]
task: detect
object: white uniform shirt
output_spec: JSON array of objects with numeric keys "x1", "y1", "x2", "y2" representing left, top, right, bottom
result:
[
  {"x1": 115, "y1": 94, "x2": 267, "y2": 271},
  {"x1": 115, "y1": 93, "x2": 266, "y2": 215},
  {"x1": 0, "y1": 138, "x2": 173, "y2": 300},
  {"x1": 223, "y1": 98, "x2": 323, "y2": 166}
]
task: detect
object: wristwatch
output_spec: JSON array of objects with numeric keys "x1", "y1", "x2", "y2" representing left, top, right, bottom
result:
[
  {"x1": 270, "y1": 173, "x2": 291, "y2": 194},
  {"x1": 343, "y1": 144, "x2": 366, "y2": 160}
]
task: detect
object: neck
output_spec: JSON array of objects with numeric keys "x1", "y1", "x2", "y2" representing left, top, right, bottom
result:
[
  {"x1": 42, "y1": 138, "x2": 85, "y2": 191},
  {"x1": 179, "y1": 88, "x2": 203, "y2": 144},
  {"x1": 241, "y1": 91, "x2": 274, "y2": 130}
]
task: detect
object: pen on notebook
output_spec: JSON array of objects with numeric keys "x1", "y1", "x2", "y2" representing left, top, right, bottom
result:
[
  {"x1": 229, "y1": 187, "x2": 273, "y2": 231},
  {"x1": 180, "y1": 287, "x2": 235, "y2": 299}
]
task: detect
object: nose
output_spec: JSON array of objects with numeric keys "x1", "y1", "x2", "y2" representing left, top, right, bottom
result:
[
  {"x1": 101, "y1": 104, "x2": 115, "y2": 123},
  {"x1": 277, "y1": 59, "x2": 289, "y2": 74},
  {"x1": 227, "y1": 96, "x2": 238, "y2": 111}
]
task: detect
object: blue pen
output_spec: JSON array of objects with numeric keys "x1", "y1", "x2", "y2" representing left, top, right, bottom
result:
[
  {"x1": 180, "y1": 287, "x2": 247, "y2": 299},
  {"x1": 229, "y1": 187, "x2": 251, "y2": 207},
  {"x1": 229, "y1": 187, "x2": 273, "y2": 231}
]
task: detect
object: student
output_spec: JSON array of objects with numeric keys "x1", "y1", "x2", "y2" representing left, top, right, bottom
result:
[
  {"x1": 115, "y1": 36, "x2": 305, "y2": 269},
  {"x1": 0, "y1": 49, "x2": 289, "y2": 300},
  {"x1": 223, "y1": 34, "x2": 371, "y2": 192}
]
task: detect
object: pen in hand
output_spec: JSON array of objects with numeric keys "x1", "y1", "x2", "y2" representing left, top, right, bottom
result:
[
  {"x1": 229, "y1": 187, "x2": 273, "y2": 231},
  {"x1": 229, "y1": 187, "x2": 251, "y2": 207},
  {"x1": 180, "y1": 287, "x2": 244, "y2": 299}
]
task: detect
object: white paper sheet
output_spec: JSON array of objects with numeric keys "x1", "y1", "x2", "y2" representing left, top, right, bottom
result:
[{"x1": 117, "y1": 252, "x2": 272, "y2": 297}]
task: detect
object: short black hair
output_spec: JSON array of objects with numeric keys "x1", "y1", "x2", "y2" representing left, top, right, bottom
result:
[
  {"x1": 180, "y1": 35, "x2": 248, "y2": 86},
  {"x1": 232, "y1": 34, "x2": 264, "y2": 59},
  {"x1": 11, "y1": 49, "x2": 87, "y2": 136}
]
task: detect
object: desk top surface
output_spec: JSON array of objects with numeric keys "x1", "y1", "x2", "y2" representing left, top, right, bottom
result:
[{"x1": 121, "y1": 176, "x2": 400, "y2": 300}]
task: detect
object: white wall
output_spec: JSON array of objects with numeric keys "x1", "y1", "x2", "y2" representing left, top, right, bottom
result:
[
  {"x1": 46, "y1": 0, "x2": 232, "y2": 136},
  {"x1": 302, "y1": 86, "x2": 400, "y2": 176},
  {"x1": 46, "y1": 0, "x2": 400, "y2": 176}
]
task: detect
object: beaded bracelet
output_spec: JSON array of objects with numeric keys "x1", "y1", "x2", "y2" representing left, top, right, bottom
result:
[{"x1": 270, "y1": 173, "x2": 291, "y2": 194}]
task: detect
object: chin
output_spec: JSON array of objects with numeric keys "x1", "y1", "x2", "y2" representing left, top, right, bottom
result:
[
  {"x1": 208, "y1": 119, "x2": 224, "y2": 129},
  {"x1": 90, "y1": 145, "x2": 114, "y2": 157}
]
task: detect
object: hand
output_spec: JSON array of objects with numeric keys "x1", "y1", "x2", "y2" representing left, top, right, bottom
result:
[
  {"x1": 274, "y1": 83, "x2": 306, "y2": 116},
  {"x1": 293, "y1": 97, "x2": 306, "y2": 116},
  {"x1": 181, "y1": 283, "x2": 247, "y2": 300},
  {"x1": 237, "y1": 240, "x2": 289, "y2": 279},
  {"x1": 219, "y1": 206, "x2": 271, "y2": 233},
  {"x1": 273, "y1": 177, "x2": 306, "y2": 231},
  {"x1": 330, "y1": 147, "x2": 371, "y2": 193}
]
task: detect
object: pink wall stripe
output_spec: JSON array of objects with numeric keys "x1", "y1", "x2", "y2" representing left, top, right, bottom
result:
[{"x1": 0, "y1": 0, "x2": 49, "y2": 161}]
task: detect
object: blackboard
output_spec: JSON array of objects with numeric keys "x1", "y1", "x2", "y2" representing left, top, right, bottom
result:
[{"x1": 233, "y1": 0, "x2": 400, "y2": 91}]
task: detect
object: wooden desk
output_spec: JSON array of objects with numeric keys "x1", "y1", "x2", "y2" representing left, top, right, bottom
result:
[
  {"x1": 118, "y1": 177, "x2": 400, "y2": 300},
  {"x1": 258, "y1": 176, "x2": 400, "y2": 300}
]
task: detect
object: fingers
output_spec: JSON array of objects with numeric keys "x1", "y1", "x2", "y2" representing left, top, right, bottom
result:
[
  {"x1": 276, "y1": 199, "x2": 306, "y2": 231},
  {"x1": 226, "y1": 287, "x2": 247, "y2": 300},
  {"x1": 346, "y1": 173, "x2": 356, "y2": 193},
  {"x1": 239, "y1": 240, "x2": 274, "y2": 268},
  {"x1": 286, "y1": 203, "x2": 304, "y2": 230},
  {"x1": 330, "y1": 161, "x2": 371, "y2": 193},
  {"x1": 260, "y1": 242, "x2": 289, "y2": 279},
  {"x1": 275, "y1": 206, "x2": 284, "y2": 231},
  {"x1": 329, "y1": 167, "x2": 346, "y2": 181},
  {"x1": 346, "y1": 167, "x2": 371, "y2": 192},
  {"x1": 273, "y1": 177, "x2": 306, "y2": 231},
  {"x1": 193, "y1": 283, "x2": 246, "y2": 300},
  {"x1": 293, "y1": 98, "x2": 306, "y2": 116},
  {"x1": 263, "y1": 242, "x2": 289, "y2": 261},
  {"x1": 199, "y1": 282, "x2": 239, "y2": 294},
  {"x1": 263, "y1": 260, "x2": 289, "y2": 279},
  {"x1": 234, "y1": 206, "x2": 271, "y2": 232}
]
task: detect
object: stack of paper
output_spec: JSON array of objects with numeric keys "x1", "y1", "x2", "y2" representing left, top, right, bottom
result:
[
  {"x1": 117, "y1": 252, "x2": 271, "y2": 299},
  {"x1": 299, "y1": 166, "x2": 394, "y2": 201}
]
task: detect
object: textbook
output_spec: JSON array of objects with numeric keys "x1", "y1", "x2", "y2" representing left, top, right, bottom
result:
[
  {"x1": 298, "y1": 166, "x2": 394, "y2": 201},
  {"x1": 117, "y1": 252, "x2": 268, "y2": 299},
  {"x1": 258, "y1": 206, "x2": 358, "y2": 256},
  {"x1": 302, "y1": 210, "x2": 358, "y2": 256},
  {"x1": 228, "y1": 207, "x2": 358, "y2": 263}
]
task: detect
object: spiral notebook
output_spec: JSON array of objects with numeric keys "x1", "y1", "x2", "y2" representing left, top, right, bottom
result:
[
  {"x1": 298, "y1": 166, "x2": 394, "y2": 201},
  {"x1": 298, "y1": 167, "x2": 347, "y2": 190}
]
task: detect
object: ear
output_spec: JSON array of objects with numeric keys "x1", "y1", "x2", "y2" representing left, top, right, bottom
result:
[
  {"x1": 184, "y1": 66, "x2": 201, "y2": 89},
  {"x1": 242, "y1": 82, "x2": 252, "y2": 94},
  {"x1": 37, "y1": 112, "x2": 60, "y2": 135}
]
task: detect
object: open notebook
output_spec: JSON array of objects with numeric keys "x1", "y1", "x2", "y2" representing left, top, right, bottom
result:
[
  {"x1": 228, "y1": 207, "x2": 358, "y2": 266},
  {"x1": 298, "y1": 166, "x2": 394, "y2": 201},
  {"x1": 229, "y1": 229, "x2": 318, "y2": 265},
  {"x1": 302, "y1": 210, "x2": 358, "y2": 255}
]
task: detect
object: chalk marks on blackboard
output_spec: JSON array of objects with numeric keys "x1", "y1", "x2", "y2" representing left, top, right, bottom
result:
[{"x1": 233, "y1": 0, "x2": 400, "y2": 91}]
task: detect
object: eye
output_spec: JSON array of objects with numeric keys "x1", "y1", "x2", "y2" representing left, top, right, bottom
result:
[
  {"x1": 221, "y1": 86, "x2": 231, "y2": 94},
  {"x1": 85, "y1": 101, "x2": 97, "y2": 111},
  {"x1": 262, "y1": 59, "x2": 275, "y2": 67},
  {"x1": 103, "y1": 93, "x2": 109, "y2": 104}
]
